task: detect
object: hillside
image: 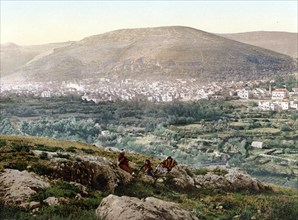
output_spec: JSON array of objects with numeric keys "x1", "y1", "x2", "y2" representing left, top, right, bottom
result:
[
  {"x1": 0, "y1": 134, "x2": 297, "y2": 220},
  {"x1": 2, "y1": 26, "x2": 296, "y2": 83},
  {"x1": 0, "y1": 41, "x2": 73, "y2": 77},
  {"x1": 220, "y1": 31, "x2": 298, "y2": 58}
]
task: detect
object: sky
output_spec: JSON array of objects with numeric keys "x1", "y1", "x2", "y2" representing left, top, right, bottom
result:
[{"x1": 1, "y1": 0, "x2": 297, "y2": 45}]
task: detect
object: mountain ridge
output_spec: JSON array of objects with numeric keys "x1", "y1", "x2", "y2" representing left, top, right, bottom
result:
[
  {"x1": 220, "y1": 31, "x2": 298, "y2": 58},
  {"x1": 1, "y1": 26, "x2": 297, "y2": 83}
]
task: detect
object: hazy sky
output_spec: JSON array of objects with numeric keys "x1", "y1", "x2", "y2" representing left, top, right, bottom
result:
[{"x1": 1, "y1": 0, "x2": 297, "y2": 45}]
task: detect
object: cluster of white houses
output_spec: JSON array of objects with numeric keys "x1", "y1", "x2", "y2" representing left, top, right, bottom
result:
[{"x1": 256, "y1": 87, "x2": 298, "y2": 111}]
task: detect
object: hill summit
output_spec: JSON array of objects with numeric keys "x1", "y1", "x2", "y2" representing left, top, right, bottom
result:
[{"x1": 2, "y1": 26, "x2": 296, "y2": 83}]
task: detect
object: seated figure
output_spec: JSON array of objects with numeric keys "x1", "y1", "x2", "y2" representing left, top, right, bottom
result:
[
  {"x1": 155, "y1": 156, "x2": 177, "y2": 174},
  {"x1": 139, "y1": 159, "x2": 154, "y2": 177},
  {"x1": 118, "y1": 151, "x2": 135, "y2": 176}
]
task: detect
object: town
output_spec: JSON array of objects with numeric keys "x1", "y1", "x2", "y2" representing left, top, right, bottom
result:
[{"x1": 1, "y1": 77, "x2": 298, "y2": 111}]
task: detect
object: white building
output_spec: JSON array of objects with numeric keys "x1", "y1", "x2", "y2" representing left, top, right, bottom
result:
[
  {"x1": 292, "y1": 87, "x2": 298, "y2": 93},
  {"x1": 272, "y1": 89, "x2": 289, "y2": 100},
  {"x1": 290, "y1": 100, "x2": 298, "y2": 110},
  {"x1": 258, "y1": 101, "x2": 271, "y2": 110},
  {"x1": 41, "y1": 91, "x2": 51, "y2": 98},
  {"x1": 281, "y1": 101, "x2": 289, "y2": 110},
  {"x1": 237, "y1": 89, "x2": 252, "y2": 99},
  {"x1": 251, "y1": 141, "x2": 264, "y2": 149}
]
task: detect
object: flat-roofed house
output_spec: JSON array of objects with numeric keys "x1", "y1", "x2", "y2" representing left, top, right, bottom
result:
[
  {"x1": 251, "y1": 141, "x2": 264, "y2": 149},
  {"x1": 272, "y1": 89, "x2": 289, "y2": 100}
]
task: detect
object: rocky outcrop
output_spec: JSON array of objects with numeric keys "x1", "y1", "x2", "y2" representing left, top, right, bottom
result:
[
  {"x1": 43, "y1": 196, "x2": 68, "y2": 206},
  {"x1": 96, "y1": 194, "x2": 198, "y2": 220},
  {"x1": 167, "y1": 166, "x2": 195, "y2": 190},
  {"x1": 194, "y1": 168, "x2": 269, "y2": 191},
  {"x1": 51, "y1": 155, "x2": 134, "y2": 192},
  {"x1": 0, "y1": 169, "x2": 50, "y2": 206}
]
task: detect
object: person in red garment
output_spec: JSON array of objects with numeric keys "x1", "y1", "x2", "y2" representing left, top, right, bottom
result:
[{"x1": 118, "y1": 150, "x2": 136, "y2": 176}]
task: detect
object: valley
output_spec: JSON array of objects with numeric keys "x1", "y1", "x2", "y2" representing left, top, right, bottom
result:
[{"x1": 1, "y1": 94, "x2": 297, "y2": 189}]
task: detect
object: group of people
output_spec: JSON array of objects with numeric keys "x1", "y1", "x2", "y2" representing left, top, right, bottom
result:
[{"x1": 118, "y1": 150, "x2": 177, "y2": 178}]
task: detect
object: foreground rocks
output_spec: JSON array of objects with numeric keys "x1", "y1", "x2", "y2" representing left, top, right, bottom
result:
[
  {"x1": 96, "y1": 194, "x2": 198, "y2": 220},
  {"x1": 194, "y1": 167, "x2": 270, "y2": 191},
  {"x1": 0, "y1": 169, "x2": 50, "y2": 206},
  {"x1": 51, "y1": 154, "x2": 134, "y2": 192}
]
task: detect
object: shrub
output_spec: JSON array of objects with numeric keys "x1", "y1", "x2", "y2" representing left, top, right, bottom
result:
[
  {"x1": 39, "y1": 152, "x2": 48, "y2": 160},
  {"x1": 54, "y1": 153, "x2": 71, "y2": 159},
  {"x1": 34, "y1": 145, "x2": 64, "y2": 152},
  {"x1": 0, "y1": 139, "x2": 6, "y2": 148},
  {"x1": 32, "y1": 163, "x2": 53, "y2": 176},
  {"x1": 32, "y1": 181, "x2": 81, "y2": 203},
  {"x1": 66, "y1": 146, "x2": 77, "y2": 153},
  {"x1": 36, "y1": 206, "x2": 97, "y2": 220},
  {"x1": 11, "y1": 143, "x2": 30, "y2": 152},
  {"x1": 212, "y1": 167, "x2": 228, "y2": 176},
  {"x1": 240, "y1": 205, "x2": 256, "y2": 220},
  {"x1": 0, "y1": 201, "x2": 31, "y2": 220},
  {"x1": 269, "y1": 197, "x2": 298, "y2": 220},
  {"x1": 195, "y1": 168, "x2": 209, "y2": 175},
  {"x1": 4, "y1": 160, "x2": 28, "y2": 171},
  {"x1": 81, "y1": 148, "x2": 95, "y2": 154},
  {"x1": 115, "y1": 180, "x2": 155, "y2": 198}
]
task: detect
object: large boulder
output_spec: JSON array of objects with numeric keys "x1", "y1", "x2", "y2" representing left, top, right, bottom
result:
[
  {"x1": 194, "y1": 168, "x2": 270, "y2": 191},
  {"x1": 51, "y1": 155, "x2": 133, "y2": 192},
  {"x1": 224, "y1": 168, "x2": 268, "y2": 191},
  {"x1": 96, "y1": 194, "x2": 198, "y2": 220},
  {"x1": 0, "y1": 169, "x2": 50, "y2": 206},
  {"x1": 167, "y1": 166, "x2": 195, "y2": 190}
]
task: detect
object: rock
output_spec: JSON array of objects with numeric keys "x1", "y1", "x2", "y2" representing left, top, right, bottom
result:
[
  {"x1": 32, "y1": 208, "x2": 39, "y2": 213},
  {"x1": 139, "y1": 174, "x2": 155, "y2": 184},
  {"x1": 43, "y1": 197, "x2": 60, "y2": 206},
  {"x1": 29, "y1": 201, "x2": 40, "y2": 210},
  {"x1": 51, "y1": 155, "x2": 133, "y2": 192},
  {"x1": 224, "y1": 168, "x2": 269, "y2": 191},
  {"x1": 194, "y1": 168, "x2": 270, "y2": 191},
  {"x1": 75, "y1": 193, "x2": 83, "y2": 200},
  {"x1": 168, "y1": 166, "x2": 195, "y2": 190},
  {"x1": 43, "y1": 197, "x2": 68, "y2": 206},
  {"x1": 0, "y1": 169, "x2": 50, "y2": 207},
  {"x1": 69, "y1": 181, "x2": 89, "y2": 196},
  {"x1": 96, "y1": 194, "x2": 198, "y2": 220}
]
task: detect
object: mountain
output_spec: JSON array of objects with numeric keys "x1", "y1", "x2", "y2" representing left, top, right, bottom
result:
[
  {"x1": 220, "y1": 31, "x2": 298, "y2": 58},
  {"x1": 0, "y1": 41, "x2": 73, "y2": 77},
  {"x1": 2, "y1": 26, "x2": 297, "y2": 83}
]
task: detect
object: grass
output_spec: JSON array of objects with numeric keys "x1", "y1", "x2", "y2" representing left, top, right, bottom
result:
[
  {"x1": 0, "y1": 134, "x2": 297, "y2": 220},
  {"x1": 174, "y1": 123, "x2": 203, "y2": 130},
  {"x1": 229, "y1": 122, "x2": 250, "y2": 127},
  {"x1": 245, "y1": 128, "x2": 280, "y2": 134}
]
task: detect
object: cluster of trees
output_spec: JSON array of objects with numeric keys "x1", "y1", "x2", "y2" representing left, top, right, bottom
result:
[
  {"x1": 19, "y1": 118, "x2": 101, "y2": 144},
  {"x1": 0, "y1": 96, "x2": 224, "y2": 145}
]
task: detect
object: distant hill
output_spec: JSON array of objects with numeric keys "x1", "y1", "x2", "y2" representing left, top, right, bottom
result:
[
  {"x1": 0, "y1": 42, "x2": 73, "y2": 77},
  {"x1": 220, "y1": 31, "x2": 298, "y2": 58},
  {"x1": 2, "y1": 27, "x2": 296, "y2": 83}
]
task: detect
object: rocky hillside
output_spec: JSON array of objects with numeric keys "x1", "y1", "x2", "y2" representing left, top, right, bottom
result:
[
  {"x1": 0, "y1": 134, "x2": 297, "y2": 220},
  {"x1": 220, "y1": 31, "x2": 298, "y2": 58},
  {"x1": 2, "y1": 26, "x2": 296, "y2": 84}
]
